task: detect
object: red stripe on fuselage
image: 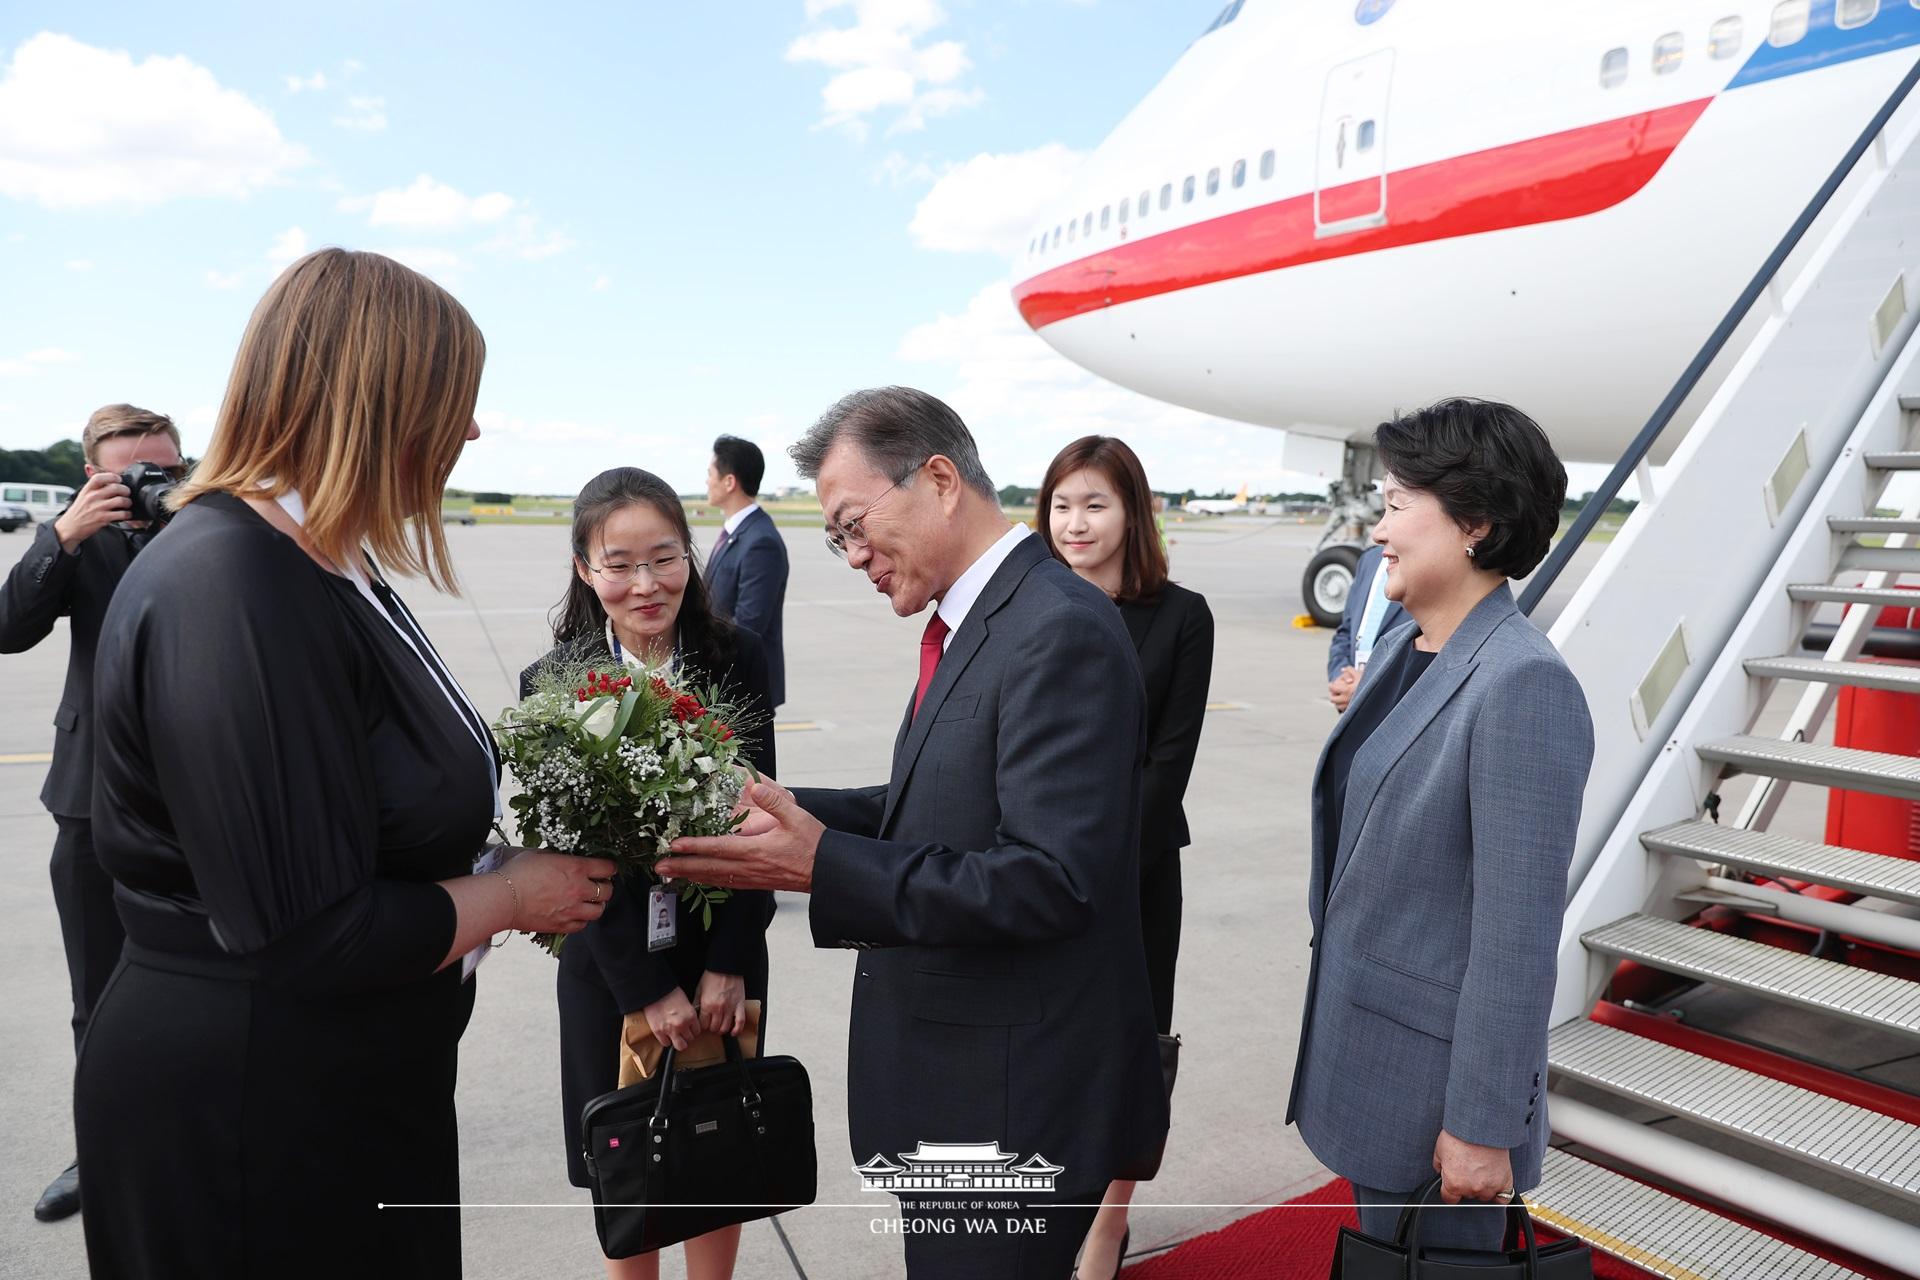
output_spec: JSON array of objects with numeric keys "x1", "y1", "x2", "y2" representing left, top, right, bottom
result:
[{"x1": 1014, "y1": 98, "x2": 1713, "y2": 332}]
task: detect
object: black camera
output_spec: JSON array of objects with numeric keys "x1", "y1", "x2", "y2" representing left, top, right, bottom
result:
[{"x1": 119, "y1": 461, "x2": 181, "y2": 528}]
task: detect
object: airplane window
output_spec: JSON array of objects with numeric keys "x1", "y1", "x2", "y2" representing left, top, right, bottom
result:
[
  {"x1": 1138, "y1": 191, "x2": 1150, "y2": 217},
  {"x1": 1160, "y1": 183, "x2": 1172, "y2": 210},
  {"x1": 1068, "y1": 220, "x2": 1077, "y2": 243},
  {"x1": 1232, "y1": 159, "x2": 1246, "y2": 188},
  {"x1": 1083, "y1": 212, "x2": 1093, "y2": 236},
  {"x1": 1202, "y1": 0, "x2": 1245, "y2": 37},
  {"x1": 1357, "y1": 120, "x2": 1376, "y2": 152},
  {"x1": 1053, "y1": 226, "x2": 1062, "y2": 247},
  {"x1": 1599, "y1": 47, "x2": 1628, "y2": 88},
  {"x1": 1117, "y1": 199, "x2": 1128, "y2": 225},
  {"x1": 1652, "y1": 32, "x2": 1683, "y2": 74},
  {"x1": 1182, "y1": 175, "x2": 1196, "y2": 203},
  {"x1": 1260, "y1": 149, "x2": 1275, "y2": 179},
  {"x1": 1710, "y1": 16, "x2": 1743, "y2": 58},
  {"x1": 1100, "y1": 205, "x2": 1110, "y2": 230},
  {"x1": 1206, "y1": 167, "x2": 1220, "y2": 196},
  {"x1": 1769, "y1": 1, "x2": 1810, "y2": 45},
  {"x1": 1836, "y1": 0, "x2": 1878, "y2": 26}
]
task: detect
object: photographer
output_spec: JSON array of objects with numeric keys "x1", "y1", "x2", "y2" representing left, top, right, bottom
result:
[{"x1": 0, "y1": 403, "x2": 183, "y2": 1223}]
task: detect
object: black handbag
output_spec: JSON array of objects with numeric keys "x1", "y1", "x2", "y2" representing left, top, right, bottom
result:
[
  {"x1": 580, "y1": 1034, "x2": 816, "y2": 1258},
  {"x1": 1329, "y1": 1176, "x2": 1593, "y2": 1278},
  {"x1": 1117, "y1": 1032, "x2": 1182, "y2": 1182}
]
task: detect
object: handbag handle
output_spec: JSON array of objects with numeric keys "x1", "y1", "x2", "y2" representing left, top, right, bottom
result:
[
  {"x1": 1392, "y1": 1175, "x2": 1540, "y2": 1278},
  {"x1": 648, "y1": 1034, "x2": 763, "y2": 1130}
]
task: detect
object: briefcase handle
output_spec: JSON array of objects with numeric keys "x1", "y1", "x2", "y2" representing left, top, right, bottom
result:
[
  {"x1": 1392, "y1": 1175, "x2": 1541, "y2": 1277},
  {"x1": 649, "y1": 1034, "x2": 762, "y2": 1130}
]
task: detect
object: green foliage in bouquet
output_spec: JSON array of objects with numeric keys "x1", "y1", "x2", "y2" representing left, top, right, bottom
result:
[{"x1": 492, "y1": 656, "x2": 762, "y2": 954}]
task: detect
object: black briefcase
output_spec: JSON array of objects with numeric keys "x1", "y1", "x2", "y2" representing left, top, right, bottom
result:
[
  {"x1": 1329, "y1": 1177, "x2": 1593, "y2": 1279},
  {"x1": 580, "y1": 1035, "x2": 816, "y2": 1257}
]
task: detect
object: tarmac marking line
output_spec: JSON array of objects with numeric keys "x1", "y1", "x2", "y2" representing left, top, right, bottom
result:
[{"x1": 0, "y1": 752, "x2": 52, "y2": 765}]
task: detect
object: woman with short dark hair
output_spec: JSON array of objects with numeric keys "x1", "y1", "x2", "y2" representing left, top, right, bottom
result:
[
  {"x1": 1040, "y1": 435, "x2": 1213, "y2": 1280},
  {"x1": 1286, "y1": 398, "x2": 1595, "y2": 1255},
  {"x1": 521, "y1": 466, "x2": 775, "y2": 1280}
]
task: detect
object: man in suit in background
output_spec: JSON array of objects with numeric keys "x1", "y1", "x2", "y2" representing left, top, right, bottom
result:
[
  {"x1": 1325, "y1": 540, "x2": 1407, "y2": 712},
  {"x1": 662, "y1": 388, "x2": 1168, "y2": 1279},
  {"x1": 0, "y1": 404, "x2": 183, "y2": 1222},
  {"x1": 705, "y1": 435, "x2": 789, "y2": 707}
]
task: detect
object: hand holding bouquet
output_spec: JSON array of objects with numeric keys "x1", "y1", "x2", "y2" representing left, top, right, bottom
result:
[{"x1": 493, "y1": 657, "x2": 760, "y2": 953}]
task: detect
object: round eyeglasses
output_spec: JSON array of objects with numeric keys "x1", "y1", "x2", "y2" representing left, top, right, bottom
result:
[{"x1": 587, "y1": 551, "x2": 690, "y2": 584}]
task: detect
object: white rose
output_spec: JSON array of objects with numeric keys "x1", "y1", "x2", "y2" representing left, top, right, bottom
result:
[{"x1": 577, "y1": 697, "x2": 619, "y2": 741}]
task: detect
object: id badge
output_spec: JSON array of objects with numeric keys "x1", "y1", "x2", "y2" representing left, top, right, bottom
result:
[{"x1": 647, "y1": 886, "x2": 678, "y2": 953}]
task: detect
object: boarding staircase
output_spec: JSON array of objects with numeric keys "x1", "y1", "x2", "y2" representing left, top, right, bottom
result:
[{"x1": 1519, "y1": 55, "x2": 1920, "y2": 1280}]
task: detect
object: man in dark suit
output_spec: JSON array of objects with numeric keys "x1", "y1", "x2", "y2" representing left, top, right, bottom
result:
[
  {"x1": 704, "y1": 435, "x2": 789, "y2": 707},
  {"x1": 0, "y1": 404, "x2": 183, "y2": 1222},
  {"x1": 662, "y1": 388, "x2": 1168, "y2": 1279},
  {"x1": 1325, "y1": 540, "x2": 1408, "y2": 712}
]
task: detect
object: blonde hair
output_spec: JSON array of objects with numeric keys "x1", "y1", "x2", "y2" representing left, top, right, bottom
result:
[
  {"x1": 82, "y1": 404, "x2": 181, "y2": 464},
  {"x1": 174, "y1": 248, "x2": 485, "y2": 593}
]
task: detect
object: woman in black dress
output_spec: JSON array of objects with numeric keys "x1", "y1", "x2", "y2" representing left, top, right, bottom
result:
[
  {"x1": 1040, "y1": 436, "x2": 1214, "y2": 1280},
  {"x1": 79, "y1": 249, "x2": 616, "y2": 1279},
  {"x1": 520, "y1": 467, "x2": 775, "y2": 1280}
]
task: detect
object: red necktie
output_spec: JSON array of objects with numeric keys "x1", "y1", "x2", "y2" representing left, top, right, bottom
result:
[{"x1": 914, "y1": 612, "x2": 950, "y2": 719}]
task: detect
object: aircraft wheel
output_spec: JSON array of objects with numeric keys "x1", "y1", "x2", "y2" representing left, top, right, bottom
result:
[{"x1": 1302, "y1": 544, "x2": 1362, "y2": 628}]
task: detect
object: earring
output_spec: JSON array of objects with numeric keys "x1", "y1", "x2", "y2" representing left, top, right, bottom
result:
[{"x1": 1465, "y1": 544, "x2": 1477, "y2": 559}]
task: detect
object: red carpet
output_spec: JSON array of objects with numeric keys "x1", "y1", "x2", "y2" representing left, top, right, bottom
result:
[{"x1": 1122, "y1": 1178, "x2": 1655, "y2": 1279}]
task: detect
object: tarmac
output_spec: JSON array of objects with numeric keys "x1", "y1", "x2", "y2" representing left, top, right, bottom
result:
[{"x1": 0, "y1": 514, "x2": 1606, "y2": 1279}]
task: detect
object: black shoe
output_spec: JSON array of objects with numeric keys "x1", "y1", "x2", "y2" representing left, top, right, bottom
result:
[{"x1": 34, "y1": 1162, "x2": 80, "y2": 1223}]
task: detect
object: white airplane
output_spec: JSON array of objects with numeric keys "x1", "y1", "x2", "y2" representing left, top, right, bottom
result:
[
  {"x1": 1184, "y1": 482, "x2": 1250, "y2": 514},
  {"x1": 1010, "y1": 0, "x2": 1920, "y2": 621}
]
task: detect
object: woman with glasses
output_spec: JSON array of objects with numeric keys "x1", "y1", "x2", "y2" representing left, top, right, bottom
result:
[
  {"x1": 1039, "y1": 436, "x2": 1213, "y2": 1280},
  {"x1": 520, "y1": 466, "x2": 775, "y2": 1280}
]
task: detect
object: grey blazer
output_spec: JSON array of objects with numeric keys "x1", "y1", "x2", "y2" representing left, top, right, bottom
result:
[
  {"x1": 1286, "y1": 585, "x2": 1594, "y2": 1193},
  {"x1": 795, "y1": 535, "x2": 1169, "y2": 1194}
]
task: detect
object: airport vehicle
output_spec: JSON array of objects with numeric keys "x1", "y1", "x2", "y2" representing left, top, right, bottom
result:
[
  {"x1": 0, "y1": 482, "x2": 73, "y2": 527},
  {"x1": 1184, "y1": 483, "x2": 1250, "y2": 515},
  {"x1": 1012, "y1": 0, "x2": 1920, "y2": 623},
  {"x1": 0, "y1": 504, "x2": 28, "y2": 533},
  {"x1": 1014, "y1": 2, "x2": 1920, "y2": 1274}
]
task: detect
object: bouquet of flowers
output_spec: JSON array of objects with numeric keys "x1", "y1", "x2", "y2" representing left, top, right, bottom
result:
[{"x1": 492, "y1": 655, "x2": 760, "y2": 953}]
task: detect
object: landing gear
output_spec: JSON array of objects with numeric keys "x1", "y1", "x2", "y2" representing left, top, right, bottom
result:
[{"x1": 1303, "y1": 544, "x2": 1361, "y2": 628}]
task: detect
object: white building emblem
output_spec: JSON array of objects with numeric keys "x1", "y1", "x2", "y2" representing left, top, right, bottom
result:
[{"x1": 855, "y1": 1142, "x2": 1064, "y2": 1192}]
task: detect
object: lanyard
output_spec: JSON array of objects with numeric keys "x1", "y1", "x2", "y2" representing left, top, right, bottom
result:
[{"x1": 605, "y1": 622, "x2": 678, "y2": 674}]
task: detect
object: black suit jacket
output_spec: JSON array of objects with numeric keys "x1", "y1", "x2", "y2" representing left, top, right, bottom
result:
[
  {"x1": 0, "y1": 519, "x2": 139, "y2": 818},
  {"x1": 705, "y1": 506, "x2": 788, "y2": 707},
  {"x1": 1119, "y1": 582, "x2": 1214, "y2": 868},
  {"x1": 518, "y1": 626, "x2": 777, "y2": 1010},
  {"x1": 795, "y1": 535, "x2": 1168, "y2": 1193}
]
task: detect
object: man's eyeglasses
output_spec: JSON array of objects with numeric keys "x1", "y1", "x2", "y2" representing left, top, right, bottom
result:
[
  {"x1": 587, "y1": 551, "x2": 690, "y2": 585},
  {"x1": 824, "y1": 462, "x2": 924, "y2": 560}
]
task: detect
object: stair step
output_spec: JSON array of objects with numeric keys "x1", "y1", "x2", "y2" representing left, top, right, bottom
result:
[
  {"x1": 1899, "y1": 394, "x2": 1920, "y2": 412},
  {"x1": 1787, "y1": 583, "x2": 1920, "y2": 608},
  {"x1": 1744, "y1": 654, "x2": 1920, "y2": 694},
  {"x1": 1864, "y1": 451, "x2": 1920, "y2": 470},
  {"x1": 1582, "y1": 915, "x2": 1920, "y2": 1040},
  {"x1": 1696, "y1": 735, "x2": 1920, "y2": 803},
  {"x1": 1642, "y1": 820, "x2": 1920, "y2": 907},
  {"x1": 1828, "y1": 515, "x2": 1920, "y2": 536},
  {"x1": 1530, "y1": 1147, "x2": 1869, "y2": 1279},
  {"x1": 1549, "y1": 1021, "x2": 1920, "y2": 1200},
  {"x1": 1840, "y1": 545, "x2": 1920, "y2": 572}
]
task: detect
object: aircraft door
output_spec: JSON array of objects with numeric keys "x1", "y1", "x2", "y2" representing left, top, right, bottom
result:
[{"x1": 1315, "y1": 48, "x2": 1393, "y2": 238}]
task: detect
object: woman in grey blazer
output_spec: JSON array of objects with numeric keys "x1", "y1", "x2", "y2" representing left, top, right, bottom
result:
[{"x1": 1286, "y1": 399, "x2": 1595, "y2": 1254}]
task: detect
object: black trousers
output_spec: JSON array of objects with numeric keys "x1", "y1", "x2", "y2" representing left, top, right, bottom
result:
[
  {"x1": 1140, "y1": 848, "x2": 1182, "y2": 1035},
  {"x1": 899, "y1": 1193, "x2": 1099, "y2": 1280},
  {"x1": 51, "y1": 815, "x2": 125, "y2": 1053}
]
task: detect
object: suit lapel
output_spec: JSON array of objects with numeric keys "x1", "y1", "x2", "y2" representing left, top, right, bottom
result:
[
  {"x1": 880, "y1": 536, "x2": 1047, "y2": 835},
  {"x1": 1322, "y1": 584, "x2": 1518, "y2": 910}
]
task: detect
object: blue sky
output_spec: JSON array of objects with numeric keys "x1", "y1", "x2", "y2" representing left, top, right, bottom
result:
[{"x1": 0, "y1": 0, "x2": 1329, "y2": 498}]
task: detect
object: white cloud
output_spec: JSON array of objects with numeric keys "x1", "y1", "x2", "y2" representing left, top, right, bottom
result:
[
  {"x1": 205, "y1": 268, "x2": 244, "y2": 289},
  {"x1": 787, "y1": 0, "x2": 982, "y2": 138},
  {"x1": 342, "y1": 58, "x2": 365, "y2": 78},
  {"x1": 64, "y1": 258, "x2": 93, "y2": 271},
  {"x1": 339, "y1": 174, "x2": 514, "y2": 230},
  {"x1": 266, "y1": 226, "x2": 308, "y2": 272},
  {"x1": 0, "y1": 33, "x2": 307, "y2": 208},
  {"x1": 284, "y1": 69, "x2": 327, "y2": 92},
  {"x1": 0, "y1": 347, "x2": 78, "y2": 377},
  {"x1": 480, "y1": 214, "x2": 575, "y2": 260},
  {"x1": 332, "y1": 94, "x2": 386, "y2": 131},
  {"x1": 910, "y1": 144, "x2": 1086, "y2": 255},
  {"x1": 874, "y1": 151, "x2": 936, "y2": 187},
  {"x1": 897, "y1": 278, "x2": 1326, "y2": 492},
  {"x1": 374, "y1": 245, "x2": 465, "y2": 283},
  {"x1": 592, "y1": 274, "x2": 612, "y2": 291}
]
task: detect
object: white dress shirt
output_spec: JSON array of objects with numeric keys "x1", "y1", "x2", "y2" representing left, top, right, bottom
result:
[
  {"x1": 933, "y1": 524, "x2": 1030, "y2": 652},
  {"x1": 721, "y1": 501, "x2": 761, "y2": 537}
]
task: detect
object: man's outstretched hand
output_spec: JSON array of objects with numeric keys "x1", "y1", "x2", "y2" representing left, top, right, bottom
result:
[{"x1": 658, "y1": 779, "x2": 823, "y2": 894}]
